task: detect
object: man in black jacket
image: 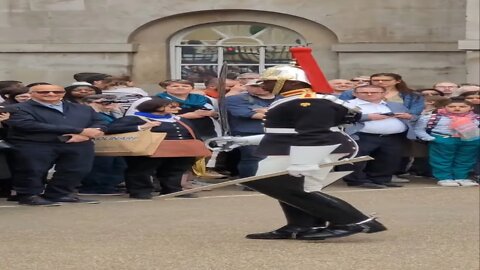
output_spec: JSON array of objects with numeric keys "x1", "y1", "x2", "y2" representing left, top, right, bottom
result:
[{"x1": 6, "y1": 84, "x2": 107, "y2": 205}]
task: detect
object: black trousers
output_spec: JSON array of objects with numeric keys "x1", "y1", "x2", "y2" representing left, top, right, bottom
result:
[
  {"x1": 80, "y1": 156, "x2": 127, "y2": 193},
  {"x1": 125, "y1": 156, "x2": 195, "y2": 195},
  {"x1": 10, "y1": 141, "x2": 95, "y2": 198},
  {"x1": 0, "y1": 151, "x2": 12, "y2": 196},
  {"x1": 243, "y1": 174, "x2": 369, "y2": 226},
  {"x1": 342, "y1": 133, "x2": 405, "y2": 185},
  {"x1": 0, "y1": 152, "x2": 11, "y2": 179},
  {"x1": 214, "y1": 149, "x2": 241, "y2": 176}
]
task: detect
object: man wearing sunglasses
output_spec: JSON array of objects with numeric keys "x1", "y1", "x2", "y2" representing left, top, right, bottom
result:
[{"x1": 5, "y1": 84, "x2": 107, "y2": 205}]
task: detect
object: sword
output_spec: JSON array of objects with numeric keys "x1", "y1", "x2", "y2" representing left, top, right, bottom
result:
[
  {"x1": 206, "y1": 61, "x2": 231, "y2": 168},
  {"x1": 159, "y1": 155, "x2": 373, "y2": 199},
  {"x1": 217, "y1": 61, "x2": 230, "y2": 137}
]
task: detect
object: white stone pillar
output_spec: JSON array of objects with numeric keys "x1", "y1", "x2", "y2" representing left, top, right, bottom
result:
[{"x1": 459, "y1": 0, "x2": 480, "y2": 84}]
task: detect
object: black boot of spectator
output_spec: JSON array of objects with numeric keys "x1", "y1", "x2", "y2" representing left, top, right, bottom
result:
[{"x1": 18, "y1": 195, "x2": 61, "y2": 206}]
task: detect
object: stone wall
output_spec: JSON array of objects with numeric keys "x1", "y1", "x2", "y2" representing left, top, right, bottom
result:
[
  {"x1": 0, "y1": 0, "x2": 476, "y2": 89},
  {"x1": 460, "y1": 0, "x2": 480, "y2": 83}
]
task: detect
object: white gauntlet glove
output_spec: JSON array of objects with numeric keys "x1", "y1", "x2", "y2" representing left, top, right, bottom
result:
[{"x1": 205, "y1": 135, "x2": 264, "y2": 151}]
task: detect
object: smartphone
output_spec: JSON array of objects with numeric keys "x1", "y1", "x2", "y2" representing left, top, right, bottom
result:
[
  {"x1": 380, "y1": 112, "x2": 395, "y2": 116},
  {"x1": 57, "y1": 135, "x2": 72, "y2": 143},
  {"x1": 0, "y1": 106, "x2": 9, "y2": 114}
]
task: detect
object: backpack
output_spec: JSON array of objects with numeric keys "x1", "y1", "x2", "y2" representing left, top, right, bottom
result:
[
  {"x1": 425, "y1": 112, "x2": 441, "y2": 134},
  {"x1": 425, "y1": 111, "x2": 480, "y2": 134}
]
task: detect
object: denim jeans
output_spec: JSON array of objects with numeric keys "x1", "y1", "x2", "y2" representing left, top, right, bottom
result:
[{"x1": 237, "y1": 145, "x2": 265, "y2": 178}]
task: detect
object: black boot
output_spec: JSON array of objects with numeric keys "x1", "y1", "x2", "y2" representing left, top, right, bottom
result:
[
  {"x1": 246, "y1": 225, "x2": 310, "y2": 240},
  {"x1": 246, "y1": 225, "x2": 362, "y2": 241},
  {"x1": 295, "y1": 227, "x2": 360, "y2": 240},
  {"x1": 332, "y1": 217, "x2": 388, "y2": 234},
  {"x1": 246, "y1": 202, "x2": 330, "y2": 240},
  {"x1": 296, "y1": 218, "x2": 387, "y2": 240}
]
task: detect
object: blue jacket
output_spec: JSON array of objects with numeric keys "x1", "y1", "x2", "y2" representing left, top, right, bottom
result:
[
  {"x1": 6, "y1": 100, "x2": 107, "y2": 143},
  {"x1": 226, "y1": 93, "x2": 280, "y2": 135},
  {"x1": 345, "y1": 101, "x2": 416, "y2": 140},
  {"x1": 339, "y1": 90, "x2": 424, "y2": 116}
]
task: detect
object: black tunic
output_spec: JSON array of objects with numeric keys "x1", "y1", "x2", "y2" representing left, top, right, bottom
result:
[
  {"x1": 257, "y1": 96, "x2": 360, "y2": 156},
  {"x1": 243, "y1": 91, "x2": 369, "y2": 227}
]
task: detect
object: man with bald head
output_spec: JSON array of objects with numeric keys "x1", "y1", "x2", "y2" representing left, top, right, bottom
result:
[{"x1": 6, "y1": 84, "x2": 107, "y2": 205}]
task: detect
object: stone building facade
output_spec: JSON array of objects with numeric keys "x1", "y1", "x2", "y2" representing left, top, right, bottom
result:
[{"x1": 0, "y1": 0, "x2": 478, "y2": 91}]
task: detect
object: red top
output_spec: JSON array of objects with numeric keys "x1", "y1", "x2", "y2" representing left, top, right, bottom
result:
[{"x1": 204, "y1": 89, "x2": 219, "y2": 99}]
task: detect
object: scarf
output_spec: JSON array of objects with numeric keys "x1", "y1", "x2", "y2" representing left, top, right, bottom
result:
[
  {"x1": 437, "y1": 109, "x2": 479, "y2": 140},
  {"x1": 134, "y1": 112, "x2": 179, "y2": 123},
  {"x1": 156, "y1": 92, "x2": 211, "y2": 109}
]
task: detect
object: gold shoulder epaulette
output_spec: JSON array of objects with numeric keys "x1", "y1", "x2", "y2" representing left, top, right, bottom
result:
[{"x1": 281, "y1": 88, "x2": 316, "y2": 98}]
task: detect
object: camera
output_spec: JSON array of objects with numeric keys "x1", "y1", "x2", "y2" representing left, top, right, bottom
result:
[
  {"x1": 112, "y1": 99, "x2": 130, "y2": 103},
  {"x1": 83, "y1": 94, "x2": 133, "y2": 105},
  {"x1": 95, "y1": 98, "x2": 130, "y2": 105},
  {"x1": 0, "y1": 106, "x2": 10, "y2": 114}
]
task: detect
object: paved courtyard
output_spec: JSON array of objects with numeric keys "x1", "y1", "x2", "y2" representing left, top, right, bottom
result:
[{"x1": 0, "y1": 178, "x2": 478, "y2": 270}]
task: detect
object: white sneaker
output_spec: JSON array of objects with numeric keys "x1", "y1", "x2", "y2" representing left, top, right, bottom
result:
[
  {"x1": 437, "y1": 180, "x2": 460, "y2": 187},
  {"x1": 391, "y1": 175, "x2": 410, "y2": 183},
  {"x1": 455, "y1": 179, "x2": 480, "y2": 187}
]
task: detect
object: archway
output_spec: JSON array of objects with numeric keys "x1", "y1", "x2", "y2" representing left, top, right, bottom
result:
[{"x1": 129, "y1": 10, "x2": 339, "y2": 90}]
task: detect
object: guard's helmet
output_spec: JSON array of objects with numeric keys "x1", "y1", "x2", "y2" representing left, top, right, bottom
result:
[
  {"x1": 260, "y1": 65, "x2": 311, "y2": 94},
  {"x1": 261, "y1": 65, "x2": 310, "y2": 84}
]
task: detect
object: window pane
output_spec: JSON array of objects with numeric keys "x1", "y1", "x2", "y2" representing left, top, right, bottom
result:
[
  {"x1": 173, "y1": 23, "x2": 308, "y2": 81},
  {"x1": 181, "y1": 45, "x2": 218, "y2": 64},
  {"x1": 265, "y1": 45, "x2": 294, "y2": 64},
  {"x1": 223, "y1": 46, "x2": 260, "y2": 64},
  {"x1": 181, "y1": 65, "x2": 218, "y2": 83},
  {"x1": 225, "y1": 65, "x2": 260, "y2": 78}
]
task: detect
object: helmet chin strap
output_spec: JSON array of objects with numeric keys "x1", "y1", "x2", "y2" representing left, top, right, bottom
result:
[{"x1": 272, "y1": 80, "x2": 286, "y2": 95}]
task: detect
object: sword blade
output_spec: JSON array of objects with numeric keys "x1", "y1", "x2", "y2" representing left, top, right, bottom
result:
[
  {"x1": 217, "y1": 61, "x2": 230, "y2": 136},
  {"x1": 158, "y1": 155, "x2": 373, "y2": 199}
]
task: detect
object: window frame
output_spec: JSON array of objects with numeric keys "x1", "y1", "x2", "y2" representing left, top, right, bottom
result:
[{"x1": 169, "y1": 23, "x2": 306, "y2": 81}]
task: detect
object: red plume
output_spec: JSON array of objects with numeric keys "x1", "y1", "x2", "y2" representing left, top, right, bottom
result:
[{"x1": 290, "y1": 47, "x2": 333, "y2": 94}]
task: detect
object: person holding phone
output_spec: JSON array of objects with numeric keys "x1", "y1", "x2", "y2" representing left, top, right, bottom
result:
[
  {"x1": 225, "y1": 80, "x2": 281, "y2": 179},
  {"x1": 340, "y1": 85, "x2": 416, "y2": 189},
  {"x1": 339, "y1": 73, "x2": 424, "y2": 117},
  {"x1": 5, "y1": 84, "x2": 107, "y2": 205}
]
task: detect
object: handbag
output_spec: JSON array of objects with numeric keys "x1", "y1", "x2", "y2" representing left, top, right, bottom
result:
[
  {"x1": 94, "y1": 130, "x2": 166, "y2": 156},
  {"x1": 151, "y1": 120, "x2": 211, "y2": 158}
]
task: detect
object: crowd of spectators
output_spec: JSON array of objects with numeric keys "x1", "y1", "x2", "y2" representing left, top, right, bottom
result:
[{"x1": 0, "y1": 71, "x2": 478, "y2": 205}]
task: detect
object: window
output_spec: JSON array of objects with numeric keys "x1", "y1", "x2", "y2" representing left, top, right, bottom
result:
[{"x1": 170, "y1": 23, "x2": 306, "y2": 83}]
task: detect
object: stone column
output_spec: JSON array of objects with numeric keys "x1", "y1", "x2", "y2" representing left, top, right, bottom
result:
[{"x1": 459, "y1": 0, "x2": 480, "y2": 84}]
